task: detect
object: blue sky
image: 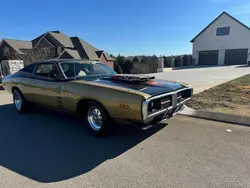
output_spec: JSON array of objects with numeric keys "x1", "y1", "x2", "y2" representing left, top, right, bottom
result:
[{"x1": 1, "y1": 0, "x2": 250, "y2": 56}]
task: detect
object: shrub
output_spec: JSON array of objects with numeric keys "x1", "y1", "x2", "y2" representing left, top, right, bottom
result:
[
  {"x1": 174, "y1": 56, "x2": 183, "y2": 67},
  {"x1": 183, "y1": 55, "x2": 193, "y2": 66},
  {"x1": 114, "y1": 61, "x2": 123, "y2": 74},
  {"x1": 123, "y1": 59, "x2": 133, "y2": 73},
  {"x1": 163, "y1": 56, "x2": 174, "y2": 67},
  {"x1": 130, "y1": 62, "x2": 150, "y2": 74}
]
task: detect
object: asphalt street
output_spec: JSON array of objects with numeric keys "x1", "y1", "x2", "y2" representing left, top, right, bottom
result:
[{"x1": 0, "y1": 90, "x2": 250, "y2": 188}]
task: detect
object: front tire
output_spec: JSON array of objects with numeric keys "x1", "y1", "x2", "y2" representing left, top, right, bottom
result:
[
  {"x1": 85, "y1": 102, "x2": 111, "y2": 136},
  {"x1": 13, "y1": 90, "x2": 29, "y2": 113}
]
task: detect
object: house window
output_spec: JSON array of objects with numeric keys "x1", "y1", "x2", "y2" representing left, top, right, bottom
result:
[
  {"x1": 57, "y1": 47, "x2": 63, "y2": 55},
  {"x1": 42, "y1": 48, "x2": 50, "y2": 55},
  {"x1": 216, "y1": 27, "x2": 230, "y2": 36}
]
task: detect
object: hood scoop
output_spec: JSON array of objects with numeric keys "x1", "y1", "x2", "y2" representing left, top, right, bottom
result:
[{"x1": 111, "y1": 74, "x2": 155, "y2": 82}]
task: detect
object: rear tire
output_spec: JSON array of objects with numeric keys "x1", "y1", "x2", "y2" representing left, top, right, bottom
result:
[
  {"x1": 13, "y1": 89, "x2": 30, "y2": 113},
  {"x1": 85, "y1": 102, "x2": 111, "y2": 136}
]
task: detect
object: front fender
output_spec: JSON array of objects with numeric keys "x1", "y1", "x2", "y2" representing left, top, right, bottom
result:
[{"x1": 63, "y1": 82, "x2": 147, "y2": 120}]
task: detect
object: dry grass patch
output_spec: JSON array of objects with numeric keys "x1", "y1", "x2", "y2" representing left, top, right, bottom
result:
[{"x1": 186, "y1": 74, "x2": 250, "y2": 117}]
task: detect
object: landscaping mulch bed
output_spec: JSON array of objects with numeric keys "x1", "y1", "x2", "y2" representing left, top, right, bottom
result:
[{"x1": 186, "y1": 74, "x2": 250, "y2": 117}]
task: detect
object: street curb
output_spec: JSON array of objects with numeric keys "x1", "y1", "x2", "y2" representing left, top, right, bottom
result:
[
  {"x1": 163, "y1": 68, "x2": 173, "y2": 72},
  {"x1": 179, "y1": 105, "x2": 250, "y2": 126}
]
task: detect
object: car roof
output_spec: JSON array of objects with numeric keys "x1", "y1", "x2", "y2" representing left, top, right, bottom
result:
[{"x1": 36, "y1": 59, "x2": 101, "y2": 64}]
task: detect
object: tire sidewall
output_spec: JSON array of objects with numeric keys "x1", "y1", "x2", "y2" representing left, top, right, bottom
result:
[
  {"x1": 13, "y1": 90, "x2": 26, "y2": 113},
  {"x1": 85, "y1": 102, "x2": 110, "y2": 136}
]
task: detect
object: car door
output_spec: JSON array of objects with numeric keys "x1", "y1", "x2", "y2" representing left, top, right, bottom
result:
[{"x1": 30, "y1": 62, "x2": 63, "y2": 108}]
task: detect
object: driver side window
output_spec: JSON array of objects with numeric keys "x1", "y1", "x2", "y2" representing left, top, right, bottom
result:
[{"x1": 35, "y1": 63, "x2": 60, "y2": 78}]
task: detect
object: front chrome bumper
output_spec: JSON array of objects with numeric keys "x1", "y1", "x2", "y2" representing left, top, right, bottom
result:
[
  {"x1": 142, "y1": 87, "x2": 193, "y2": 122},
  {"x1": 134, "y1": 103, "x2": 185, "y2": 130}
]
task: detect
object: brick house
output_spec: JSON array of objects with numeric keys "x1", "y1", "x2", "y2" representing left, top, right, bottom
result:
[{"x1": 0, "y1": 31, "x2": 114, "y2": 69}]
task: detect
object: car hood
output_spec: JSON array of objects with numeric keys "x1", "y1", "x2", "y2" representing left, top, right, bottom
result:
[{"x1": 75, "y1": 74, "x2": 187, "y2": 96}]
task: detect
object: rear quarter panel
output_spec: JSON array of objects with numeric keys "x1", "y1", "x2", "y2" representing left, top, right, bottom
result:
[
  {"x1": 62, "y1": 81, "x2": 149, "y2": 120},
  {"x1": 2, "y1": 72, "x2": 32, "y2": 100}
]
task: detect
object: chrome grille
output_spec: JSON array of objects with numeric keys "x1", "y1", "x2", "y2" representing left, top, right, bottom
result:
[
  {"x1": 176, "y1": 89, "x2": 192, "y2": 104},
  {"x1": 144, "y1": 87, "x2": 193, "y2": 120},
  {"x1": 161, "y1": 96, "x2": 172, "y2": 109}
]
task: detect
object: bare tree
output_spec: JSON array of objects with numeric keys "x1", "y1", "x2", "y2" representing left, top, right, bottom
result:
[
  {"x1": 130, "y1": 62, "x2": 150, "y2": 74},
  {"x1": 9, "y1": 48, "x2": 54, "y2": 66}
]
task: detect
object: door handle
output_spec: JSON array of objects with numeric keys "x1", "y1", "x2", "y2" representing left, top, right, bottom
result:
[{"x1": 32, "y1": 81, "x2": 37, "y2": 85}]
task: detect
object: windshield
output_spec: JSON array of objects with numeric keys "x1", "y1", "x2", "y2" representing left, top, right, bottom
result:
[{"x1": 59, "y1": 61, "x2": 117, "y2": 78}]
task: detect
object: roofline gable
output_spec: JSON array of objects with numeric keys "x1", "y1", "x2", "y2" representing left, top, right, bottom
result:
[
  {"x1": 47, "y1": 32, "x2": 74, "y2": 48},
  {"x1": 73, "y1": 37, "x2": 100, "y2": 60},
  {"x1": 33, "y1": 36, "x2": 55, "y2": 48},
  {"x1": 47, "y1": 32, "x2": 64, "y2": 47},
  {"x1": 102, "y1": 53, "x2": 115, "y2": 61},
  {"x1": 190, "y1": 11, "x2": 250, "y2": 43},
  {"x1": 57, "y1": 50, "x2": 71, "y2": 59},
  {"x1": 2, "y1": 38, "x2": 32, "y2": 54},
  {"x1": 31, "y1": 33, "x2": 45, "y2": 47},
  {"x1": 70, "y1": 37, "x2": 91, "y2": 59},
  {"x1": 1, "y1": 40, "x2": 20, "y2": 54},
  {"x1": 96, "y1": 50, "x2": 104, "y2": 58}
]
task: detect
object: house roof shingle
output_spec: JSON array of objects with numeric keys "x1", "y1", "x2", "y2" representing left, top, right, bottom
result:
[
  {"x1": 3, "y1": 39, "x2": 32, "y2": 54},
  {"x1": 62, "y1": 49, "x2": 81, "y2": 59},
  {"x1": 103, "y1": 53, "x2": 115, "y2": 61},
  {"x1": 76, "y1": 38, "x2": 100, "y2": 60},
  {"x1": 47, "y1": 32, "x2": 74, "y2": 48},
  {"x1": 95, "y1": 50, "x2": 115, "y2": 61},
  {"x1": 31, "y1": 34, "x2": 45, "y2": 47},
  {"x1": 2, "y1": 31, "x2": 115, "y2": 62}
]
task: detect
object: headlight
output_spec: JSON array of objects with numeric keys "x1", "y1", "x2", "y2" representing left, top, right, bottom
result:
[
  {"x1": 148, "y1": 99, "x2": 162, "y2": 112},
  {"x1": 148, "y1": 101, "x2": 154, "y2": 112}
]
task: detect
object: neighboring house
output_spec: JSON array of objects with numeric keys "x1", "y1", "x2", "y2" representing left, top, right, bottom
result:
[
  {"x1": 0, "y1": 39, "x2": 32, "y2": 60},
  {"x1": 32, "y1": 31, "x2": 115, "y2": 68},
  {"x1": 0, "y1": 39, "x2": 32, "y2": 76},
  {"x1": 191, "y1": 11, "x2": 250, "y2": 66},
  {"x1": 0, "y1": 31, "x2": 115, "y2": 69}
]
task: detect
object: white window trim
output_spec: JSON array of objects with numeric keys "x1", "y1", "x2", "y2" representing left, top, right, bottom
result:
[
  {"x1": 57, "y1": 49, "x2": 67, "y2": 59},
  {"x1": 33, "y1": 35, "x2": 54, "y2": 48}
]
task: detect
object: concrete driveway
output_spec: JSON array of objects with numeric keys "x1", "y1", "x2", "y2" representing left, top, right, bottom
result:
[
  {"x1": 1, "y1": 90, "x2": 250, "y2": 188},
  {"x1": 153, "y1": 65, "x2": 250, "y2": 94}
]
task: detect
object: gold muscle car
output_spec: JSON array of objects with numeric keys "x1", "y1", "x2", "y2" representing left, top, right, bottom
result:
[{"x1": 2, "y1": 59, "x2": 193, "y2": 136}]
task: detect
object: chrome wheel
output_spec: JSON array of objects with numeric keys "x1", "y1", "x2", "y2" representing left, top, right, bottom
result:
[
  {"x1": 87, "y1": 106, "x2": 103, "y2": 131},
  {"x1": 14, "y1": 92, "x2": 22, "y2": 111}
]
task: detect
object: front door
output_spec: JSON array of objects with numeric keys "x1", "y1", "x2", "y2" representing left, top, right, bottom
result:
[{"x1": 30, "y1": 62, "x2": 63, "y2": 108}]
